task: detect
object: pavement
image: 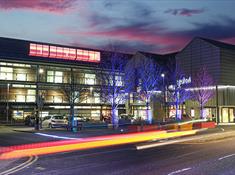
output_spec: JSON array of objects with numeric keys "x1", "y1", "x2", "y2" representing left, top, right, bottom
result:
[
  {"x1": 10, "y1": 125, "x2": 125, "y2": 139},
  {"x1": 5, "y1": 123, "x2": 235, "y2": 141}
]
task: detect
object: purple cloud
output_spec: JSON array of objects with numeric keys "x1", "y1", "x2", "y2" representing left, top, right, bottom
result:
[
  {"x1": 0, "y1": 0, "x2": 76, "y2": 13},
  {"x1": 165, "y1": 8, "x2": 205, "y2": 17}
]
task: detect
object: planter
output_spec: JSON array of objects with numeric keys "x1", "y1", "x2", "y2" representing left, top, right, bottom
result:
[
  {"x1": 127, "y1": 124, "x2": 159, "y2": 132},
  {"x1": 178, "y1": 123, "x2": 193, "y2": 131},
  {"x1": 193, "y1": 121, "x2": 215, "y2": 129}
]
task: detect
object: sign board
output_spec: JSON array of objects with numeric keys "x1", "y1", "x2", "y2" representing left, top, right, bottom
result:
[{"x1": 177, "y1": 76, "x2": 191, "y2": 87}]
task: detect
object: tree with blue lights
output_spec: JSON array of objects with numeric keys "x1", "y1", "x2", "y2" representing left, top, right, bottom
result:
[
  {"x1": 169, "y1": 64, "x2": 192, "y2": 120},
  {"x1": 126, "y1": 57, "x2": 162, "y2": 124},
  {"x1": 99, "y1": 49, "x2": 129, "y2": 129}
]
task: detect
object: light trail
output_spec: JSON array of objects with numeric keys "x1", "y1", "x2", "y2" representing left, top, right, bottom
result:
[{"x1": 0, "y1": 130, "x2": 197, "y2": 160}]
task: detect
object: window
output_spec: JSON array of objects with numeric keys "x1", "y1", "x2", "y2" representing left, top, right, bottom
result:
[
  {"x1": 47, "y1": 71, "x2": 63, "y2": 83},
  {"x1": 55, "y1": 71, "x2": 63, "y2": 83},
  {"x1": 0, "y1": 67, "x2": 13, "y2": 80},
  {"x1": 108, "y1": 75, "x2": 123, "y2": 86},
  {"x1": 91, "y1": 110, "x2": 100, "y2": 120},
  {"x1": 94, "y1": 92, "x2": 100, "y2": 103},
  {"x1": 54, "y1": 96, "x2": 62, "y2": 103},
  {"x1": 26, "y1": 95, "x2": 35, "y2": 102},
  {"x1": 85, "y1": 74, "x2": 96, "y2": 85},
  {"x1": 16, "y1": 73, "x2": 26, "y2": 81},
  {"x1": 115, "y1": 76, "x2": 123, "y2": 86},
  {"x1": 191, "y1": 109, "x2": 195, "y2": 117},
  {"x1": 56, "y1": 47, "x2": 63, "y2": 58},
  {"x1": 29, "y1": 43, "x2": 100, "y2": 62},
  {"x1": 47, "y1": 71, "x2": 54, "y2": 83},
  {"x1": 0, "y1": 62, "x2": 30, "y2": 67},
  {"x1": 16, "y1": 95, "x2": 25, "y2": 102}
]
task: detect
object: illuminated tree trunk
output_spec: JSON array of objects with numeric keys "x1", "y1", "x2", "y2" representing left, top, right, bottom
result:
[
  {"x1": 112, "y1": 108, "x2": 118, "y2": 129},
  {"x1": 146, "y1": 96, "x2": 152, "y2": 124},
  {"x1": 200, "y1": 101, "x2": 203, "y2": 119},
  {"x1": 70, "y1": 103, "x2": 75, "y2": 131}
]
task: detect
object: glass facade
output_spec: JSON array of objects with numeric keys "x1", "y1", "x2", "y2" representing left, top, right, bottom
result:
[{"x1": 0, "y1": 59, "x2": 127, "y2": 122}]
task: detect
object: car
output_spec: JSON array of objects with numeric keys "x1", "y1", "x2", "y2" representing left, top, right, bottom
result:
[
  {"x1": 42, "y1": 115, "x2": 68, "y2": 128},
  {"x1": 118, "y1": 114, "x2": 134, "y2": 125},
  {"x1": 65, "y1": 115, "x2": 89, "y2": 122},
  {"x1": 24, "y1": 115, "x2": 35, "y2": 126},
  {"x1": 75, "y1": 115, "x2": 89, "y2": 122}
]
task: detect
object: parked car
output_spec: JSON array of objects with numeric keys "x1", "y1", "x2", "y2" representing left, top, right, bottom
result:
[
  {"x1": 42, "y1": 115, "x2": 68, "y2": 128},
  {"x1": 24, "y1": 115, "x2": 35, "y2": 126},
  {"x1": 65, "y1": 115, "x2": 90, "y2": 122},
  {"x1": 118, "y1": 114, "x2": 134, "y2": 124},
  {"x1": 75, "y1": 115, "x2": 90, "y2": 122}
]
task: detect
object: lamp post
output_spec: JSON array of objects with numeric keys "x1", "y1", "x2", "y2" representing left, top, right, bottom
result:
[
  {"x1": 161, "y1": 73, "x2": 166, "y2": 120},
  {"x1": 6, "y1": 83, "x2": 10, "y2": 123},
  {"x1": 35, "y1": 67, "x2": 44, "y2": 130},
  {"x1": 90, "y1": 86, "x2": 93, "y2": 119}
]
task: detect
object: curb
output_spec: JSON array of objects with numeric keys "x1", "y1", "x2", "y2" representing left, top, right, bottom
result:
[
  {"x1": 194, "y1": 130, "x2": 235, "y2": 142},
  {"x1": 13, "y1": 129, "x2": 36, "y2": 133}
]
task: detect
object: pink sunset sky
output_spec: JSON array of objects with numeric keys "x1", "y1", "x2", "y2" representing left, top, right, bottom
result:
[{"x1": 1, "y1": 0, "x2": 235, "y2": 54}]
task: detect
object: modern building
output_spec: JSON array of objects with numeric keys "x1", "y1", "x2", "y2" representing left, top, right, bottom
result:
[
  {"x1": 2, "y1": 36, "x2": 235, "y2": 124},
  {"x1": 0, "y1": 37, "x2": 131, "y2": 122},
  {"x1": 176, "y1": 37, "x2": 235, "y2": 124}
]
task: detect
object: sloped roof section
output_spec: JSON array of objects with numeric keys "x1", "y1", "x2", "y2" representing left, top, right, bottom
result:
[
  {"x1": 137, "y1": 51, "x2": 177, "y2": 65},
  {"x1": 199, "y1": 37, "x2": 235, "y2": 51},
  {"x1": 138, "y1": 51, "x2": 177, "y2": 59}
]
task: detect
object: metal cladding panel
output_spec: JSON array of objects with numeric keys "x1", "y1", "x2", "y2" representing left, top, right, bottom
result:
[
  {"x1": 220, "y1": 49, "x2": 235, "y2": 85},
  {"x1": 176, "y1": 38, "x2": 221, "y2": 84}
]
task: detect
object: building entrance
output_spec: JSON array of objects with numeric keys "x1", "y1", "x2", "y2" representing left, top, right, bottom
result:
[{"x1": 221, "y1": 107, "x2": 235, "y2": 123}]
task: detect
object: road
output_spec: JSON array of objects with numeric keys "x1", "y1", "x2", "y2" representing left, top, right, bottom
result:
[
  {"x1": 1, "y1": 126, "x2": 235, "y2": 175},
  {"x1": 0, "y1": 126, "x2": 60, "y2": 146}
]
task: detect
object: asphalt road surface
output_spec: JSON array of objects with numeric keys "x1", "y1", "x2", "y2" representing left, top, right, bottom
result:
[{"x1": 1, "y1": 127, "x2": 235, "y2": 175}]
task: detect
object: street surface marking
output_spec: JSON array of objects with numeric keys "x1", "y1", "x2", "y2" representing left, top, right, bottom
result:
[
  {"x1": 174, "y1": 150, "x2": 202, "y2": 159},
  {"x1": 218, "y1": 153, "x2": 235, "y2": 161},
  {"x1": 35, "y1": 133, "x2": 79, "y2": 140},
  {"x1": 167, "y1": 167, "x2": 192, "y2": 175},
  {"x1": 136, "y1": 135, "x2": 206, "y2": 150},
  {"x1": 56, "y1": 147, "x2": 132, "y2": 158},
  {"x1": 0, "y1": 155, "x2": 38, "y2": 175}
]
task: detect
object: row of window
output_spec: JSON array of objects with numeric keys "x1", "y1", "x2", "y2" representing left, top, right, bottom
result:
[
  {"x1": 4, "y1": 95, "x2": 101, "y2": 103},
  {"x1": 0, "y1": 62, "x2": 31, "y2": 67},
  {"x1": 29, "y1": 43, "x2": 100, "y2": 62},
  {"x1": 0, "y1": 67, "x2": 123, "y2": 86}
]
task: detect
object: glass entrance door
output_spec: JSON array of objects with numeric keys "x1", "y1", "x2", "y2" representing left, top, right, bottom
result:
[
  {"x1": 222, "y1": 108, "x2": 229, "y2": 123},
  {"x1": 229, "y1": 108, "x2": 234, "y2": 123},
  {"x1": 221, "y1": 107, "x2": 235, "y2": 123}
]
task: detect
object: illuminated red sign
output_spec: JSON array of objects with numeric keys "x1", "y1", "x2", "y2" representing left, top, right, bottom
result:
[{"x1": 29, "y1": 43, "x2": 100, "y2": 63}]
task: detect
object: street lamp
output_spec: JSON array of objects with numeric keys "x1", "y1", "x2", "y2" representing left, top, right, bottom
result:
[
  {"x1": 39, "y1": 68, "x2": 44, "y2": 74},
  {"x1": 90, "y1": 87, "x2": 93, "y2": 118},
  {"x1": 35, "y1": 66, "x2": 44, "y2": 130},
  {"x1": 161, "y1": 73, "x2": 166, "y2": 120},
  {"x1": 6, "y1": 83, "x2": 10, "y2": 123}
]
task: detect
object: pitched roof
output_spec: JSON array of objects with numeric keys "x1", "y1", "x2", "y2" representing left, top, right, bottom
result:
[
  {"x1": 138, "y1": 51, "x2": 177, "y2": 59},
  {"x1": 199, "y1": 37, "x2": 235, "y2": 51}
]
